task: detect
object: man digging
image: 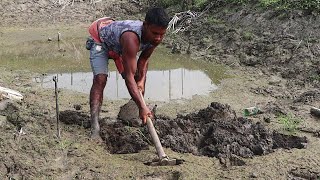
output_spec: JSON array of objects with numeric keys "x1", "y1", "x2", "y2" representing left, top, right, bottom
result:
[{"x1": 86, "y1": 7, "x2": 170, "y2": 140}]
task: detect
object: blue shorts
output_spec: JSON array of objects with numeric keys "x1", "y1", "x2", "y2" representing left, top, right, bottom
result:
[{"x1": 89, "y1": 42, "x2": 109, "y2": 76}]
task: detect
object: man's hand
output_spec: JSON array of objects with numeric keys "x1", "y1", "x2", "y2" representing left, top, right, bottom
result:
[
  {"x1": 136, "y1": 81, "x2": 145, "y2": 95},
  {"x1": 139, "y1": 105, "x2": 153, "y2": 124}
]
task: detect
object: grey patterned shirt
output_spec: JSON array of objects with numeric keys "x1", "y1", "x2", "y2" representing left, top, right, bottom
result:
[{"x1": 99, "y1": 20, "x2": 153, "y2": 54}]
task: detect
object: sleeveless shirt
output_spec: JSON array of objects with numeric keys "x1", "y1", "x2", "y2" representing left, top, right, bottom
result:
[{"x1": 99, "y1": 20, "x2": 153, "y2": 54}]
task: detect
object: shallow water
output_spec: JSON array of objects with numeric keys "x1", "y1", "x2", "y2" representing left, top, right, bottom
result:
[
  {"x1": 33, "y1": 46, "x2": 225, "y2": 101},
  {"x1": 0, "y1": 31, "x2": 227, "y2": 101},
  {"x1": 37, "y1": 68, "x2": 217, "y2": 101}
]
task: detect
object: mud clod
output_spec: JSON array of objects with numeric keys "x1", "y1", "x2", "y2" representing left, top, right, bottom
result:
[
  {"x1": 94, "y1": 102, "x2": 308, "y2": 165},
  {"x1": 58, "y1": 102, "x2": 308, "y2": 165},
  {"x1": 156, "y1": 102, "x2": 278, "y2": 159}
]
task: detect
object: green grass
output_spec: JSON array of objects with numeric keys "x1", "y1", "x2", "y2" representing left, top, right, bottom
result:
[
  {"x1": 242, "y1": 31, "x2": 254, "y2": 41},
  {"x1": 309, "y1": 74, "x2": 320, "y2": 81},
  {"x1": 56, "y1": 138, "x2": 73, "y2": 150},
  {"x1": 207, "y1": 16, "x2": 224, "y2": 24},
  {"x1": 259, "y1": 0, "x2": 280, "y2": 7},
  {"x1": 277, "y1": 113, "x2": 303, "y2": 134}
]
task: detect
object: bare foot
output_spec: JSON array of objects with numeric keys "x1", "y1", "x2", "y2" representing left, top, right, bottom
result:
[{"x1": 90, "y1": 130, "x2": 103, "y2": 143}]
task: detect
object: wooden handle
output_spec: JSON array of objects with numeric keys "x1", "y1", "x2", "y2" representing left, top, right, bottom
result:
[
  {"x1": 139, "y1": 91, "x2": 167, "y2": 159},
  {"x1": 146, "y1": 117, "x2": 167, "y2": 159}
]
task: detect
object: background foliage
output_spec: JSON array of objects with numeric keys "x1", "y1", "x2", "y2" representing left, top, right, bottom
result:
[{"x1": 151, "y1": 0, "x2": 320, "y2": 12}]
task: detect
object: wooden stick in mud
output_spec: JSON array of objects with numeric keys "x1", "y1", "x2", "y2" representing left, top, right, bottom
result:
[{"x1": 53, "y1": 76, "x2": 61, "y2": 138}]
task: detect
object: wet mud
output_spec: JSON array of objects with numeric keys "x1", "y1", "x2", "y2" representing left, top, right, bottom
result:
[
  {"x1": 289, "y1": 167, "x2": 320, "y2": 180},
  {"x1": 60, "y1": 101, "x2": 307, "y2": 167},
  {"x1": 60, "y1": 110, "x2": 90, "y2": 128},
  {"x1": 155, "y1": 102, "x2": 307, "y2": 158}
]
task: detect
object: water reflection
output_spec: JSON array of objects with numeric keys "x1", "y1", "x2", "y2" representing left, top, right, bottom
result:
[{"x1": 36, "y1": 68, "x2": 217, "y2": 102}]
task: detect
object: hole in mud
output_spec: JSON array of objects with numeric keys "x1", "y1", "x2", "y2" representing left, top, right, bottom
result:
[
  {"x1": 59, "y1": 102, "x2": 308, "y2": 167},
  {"x1": 59, "y1": 110, "x2": 90, "y2": 128}
]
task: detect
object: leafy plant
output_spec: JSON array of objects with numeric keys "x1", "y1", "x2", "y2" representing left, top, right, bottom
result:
[
  {"x1": 242, "y1": 31, "x2": 254, "y2": 41},
  {"x1": 259, "y1": 0, "x2": 280, "y2": 7},
  {"x1": 57, "y1": 139, "x2": 72, "y2": 149},
  {"x1": 277, "y1": 114, "x2": 303, "y2": 133}
]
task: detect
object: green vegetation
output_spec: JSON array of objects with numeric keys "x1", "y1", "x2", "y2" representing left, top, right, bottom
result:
[
  {"x1": 257, "y1": 0, "x2": 320, "y2": 11},
  {"x1": 154, "y1": 0, "x2": 320, "y2": 12},
  {"x1": 207, "y1": 16, "x2": 224, "y2": 24},
  {"x1": 194, "y1": 0, "x2": 208, "y2": 8},
  {"x1": 259, "y1": 0, "x2": 280, "y2": 6},
  {"x1": 157, "y1": 0, "x2": 178, "y2": 7},
  {"x1": 56, "y1": 138, "x2": 73, "y2": 149},
  {"x1": 223, "y1": 0, "x2": 320, "y2": 12},
  {"x1": 242, "y1": 31, "x2": 254, "y2": 41},
  {"x1": 310, "y1": 74, "x2": 320, "y2": 81},
  {"x1": 277, "y1": 113, "x2": 303, "y2": 134}
]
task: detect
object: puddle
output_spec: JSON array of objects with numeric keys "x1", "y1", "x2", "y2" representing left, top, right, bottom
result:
[
  {"x1": 0, "y1": 35, "x2": 227, "y2": 101},
  {"x1": 36, "y1": 68, "x2": 217, "y2": 101}
]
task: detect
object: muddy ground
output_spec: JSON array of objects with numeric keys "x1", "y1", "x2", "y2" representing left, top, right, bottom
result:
[{"x1": 1, "y1": 0, "x2": 320, "y2": 179}]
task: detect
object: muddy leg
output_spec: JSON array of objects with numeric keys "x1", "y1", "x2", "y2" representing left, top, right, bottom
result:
[{"x1": 90, "y1": 74, "x2": 107, "y2": 140}]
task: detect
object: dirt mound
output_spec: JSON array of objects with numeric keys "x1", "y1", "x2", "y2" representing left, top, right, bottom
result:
[
  {"x1": 59, "y1": 102, "x2": 307, "y2": 166},
  {"x1": 154, "y1": 102, "x2": 307, "y2": 161},
  {"x1": 60, "y1": 102, "x2": 307, "y2": 159}
]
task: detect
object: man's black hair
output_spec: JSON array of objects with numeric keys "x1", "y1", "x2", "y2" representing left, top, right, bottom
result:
[{"x1": 145, "y1": 7, "x2": 170, "y2": 27}]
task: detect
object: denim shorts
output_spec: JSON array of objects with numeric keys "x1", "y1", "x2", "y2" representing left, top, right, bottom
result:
[{"x1": 88, "y1": 40, "x2": 109, "y2": 76}]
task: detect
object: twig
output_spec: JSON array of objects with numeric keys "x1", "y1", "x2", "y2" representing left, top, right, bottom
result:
[
  {"x1": 90, "y1": 0, "x2": 102, "y2": 4},
  {"x1": 13, "y1": 128, "x2": 26, "y2": 142},
  {"x1": 53, "y1": 76, "x2": 61, "y2": 139},
  {"x1": 167, "y1": 3, "x2": 214, "y2": 34},
  {"x1": 294, "y1": 40, "x2": 303, "y2": 51}
]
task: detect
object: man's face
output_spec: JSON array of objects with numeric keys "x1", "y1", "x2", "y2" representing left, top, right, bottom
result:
[{"x1": 142, "y1": 23, "x2": 167, "y2": 46}]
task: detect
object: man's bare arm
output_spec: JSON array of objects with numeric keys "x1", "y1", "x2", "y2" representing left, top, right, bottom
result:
[
  {"x1": 135, "y1": 47, "x2": 156, "y2": 94},
  {"x1": 120, "y1": 31, "x2": 151, "y2": 123}
]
